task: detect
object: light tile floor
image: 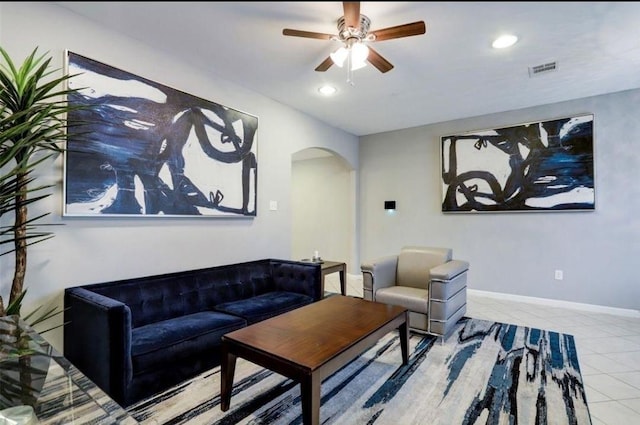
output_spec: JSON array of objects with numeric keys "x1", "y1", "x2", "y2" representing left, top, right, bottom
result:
[{"x1": 325, "y1": 274, "x2": 640, "y2": 425}]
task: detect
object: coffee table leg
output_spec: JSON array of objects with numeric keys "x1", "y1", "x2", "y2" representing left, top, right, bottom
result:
[
  {"x1": 220, "y1": 343, "x2": 237, "y2": 411},
  {"x1": 300, "y1": 373, "x2": 321, "y2": 425},
  {"x1": 399, "y1": 313, "x2": 409, "y2": 365},
  {"x1": 339, "y1": 267, "x2": 346, "y2": 296}
]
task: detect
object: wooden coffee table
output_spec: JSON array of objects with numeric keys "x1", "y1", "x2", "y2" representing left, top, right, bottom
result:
[{"x1": 220, "y1": 295, "x2": 409, "y2": 425}]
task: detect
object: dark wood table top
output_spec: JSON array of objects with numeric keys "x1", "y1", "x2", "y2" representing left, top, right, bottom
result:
[
  {"x1": 222, "y1": 295, "x2": 407, "y2": 372},
  {"x1": 300, "y1": 259, "x2": 344, "y2": 268},
  {"x1": 318, "y1": 260, "x2": 345, "y2": 271},
  {"x1": 317, "y1": 260, "x2": 342, "y2": 266}
]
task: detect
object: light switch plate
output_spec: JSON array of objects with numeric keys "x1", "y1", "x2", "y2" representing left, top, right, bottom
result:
[{"x1": 269, "y1": 200, "x2": 278, "y2": 211}]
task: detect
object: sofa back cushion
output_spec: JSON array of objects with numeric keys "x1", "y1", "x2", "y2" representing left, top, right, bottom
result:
[
  {"x1": 192, "y1": 261, "x2": 274, "y2": 309},
  {"x1": 83, "y1": 259, "x2": 322, "y2": 328},
  {"x1": 94, "y1": 274, "x2": 195, "y2": 328},
  {"x1": 91, "y1": 260, "x2": 275, "y2": 328},
  {"x1": 270, "y1": 260, "x2": 322, "y2": 301}
]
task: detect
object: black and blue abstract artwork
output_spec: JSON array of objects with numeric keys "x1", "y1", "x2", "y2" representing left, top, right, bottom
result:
[
  {"x1": 64, "y1": 51, "x2": 258, "y2": 217},
  {"x1": 441, "y1": 114, "x2": 594, "y2": 212}
]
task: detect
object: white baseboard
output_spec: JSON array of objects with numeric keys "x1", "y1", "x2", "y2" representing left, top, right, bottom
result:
[{"x1": 468, "y1": 289, "x2": 640, "y2": 318}]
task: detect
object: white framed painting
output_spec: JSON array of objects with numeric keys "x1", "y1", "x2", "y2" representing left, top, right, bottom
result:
[
  {"x1": 441, "y1": 114, "x2": 595, "y2": 212},
  {"x1": 64, "y1": 51, "x2": 258, "y2": 217}
]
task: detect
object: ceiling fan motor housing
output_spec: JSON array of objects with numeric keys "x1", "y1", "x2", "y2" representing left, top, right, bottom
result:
[{"x1": 337, "y1": 14, "x2": 372, "y2": 44}]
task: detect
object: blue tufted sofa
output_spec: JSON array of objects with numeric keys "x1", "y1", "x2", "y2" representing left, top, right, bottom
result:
[{"x1": 63, "y1": 258, "x2": 322, "y2": 407}]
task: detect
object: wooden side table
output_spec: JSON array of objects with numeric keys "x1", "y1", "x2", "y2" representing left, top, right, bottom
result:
[
  {"x1": 319, "y1": 261, "x2": 347, "y2": 296},
  {"x1": 300, "y1": 259, "x2": 347, "y2": 297}
]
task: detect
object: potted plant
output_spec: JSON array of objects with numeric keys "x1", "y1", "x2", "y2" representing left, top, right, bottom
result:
[{"x1": 0, "y1": 46, "x2": 87, "y2": 324}]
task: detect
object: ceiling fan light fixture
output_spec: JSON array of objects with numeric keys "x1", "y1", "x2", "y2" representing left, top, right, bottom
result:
[
  {"x1": 350, "y1": 42, "x2": 369, "y2": 70},
  {"x1": 331, "y1": 42, "x2": 369, "y2": 70},
  {"x1": 330, "y1": 47, "x2": 348, "y2": 67}
]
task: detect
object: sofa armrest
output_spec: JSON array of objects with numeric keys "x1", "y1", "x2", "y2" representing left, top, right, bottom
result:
[
  {"x1": 430, "y1": 260, "x2": 469, "y2": 281},
  {"x1": 361, "y1": 255, "x2": 398, "y2": 301},
  {"x1": 64, "y1": 287, "x2": 132, "y2": 406}
]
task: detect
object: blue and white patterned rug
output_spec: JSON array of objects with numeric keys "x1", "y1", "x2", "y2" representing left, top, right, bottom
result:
[{"x1": 128, "y1": 317, "x2": 592, "y2": 424}]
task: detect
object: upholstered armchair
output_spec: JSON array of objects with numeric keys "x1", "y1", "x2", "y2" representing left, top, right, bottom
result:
[{"x1": 361, "y1": 246, "x2": 469, "y2": 339}]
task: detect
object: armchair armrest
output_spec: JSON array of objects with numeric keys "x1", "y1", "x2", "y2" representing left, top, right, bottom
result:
[
  {"x1": 430, "y1": 260, "x2": 469, "y2": 281},
  {"x1": 64, "y1": 287, "x2": 132, "y2": 406},
  {"x1": 361, "y1": 255, "x2": 398, "y2": 301},
  {"x1": 429, "y1": 259, "x2": 469, "y2": 305}
]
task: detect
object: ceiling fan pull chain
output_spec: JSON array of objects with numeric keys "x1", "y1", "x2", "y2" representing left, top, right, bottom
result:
[{"x1": 347, "y1": 51, "x2": 355, "y2": 86}]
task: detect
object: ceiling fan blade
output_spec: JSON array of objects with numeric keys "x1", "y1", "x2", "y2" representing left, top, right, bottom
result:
[
  {"x1": 283, "y1": 29, "x2": 334, "y2": 40},
  {"x1": 315, "y1": 56, "x2": 334, "y2": 72},
  {"x1": 367, "y1": 47, "x2": 394, "y2": 73},
  {"x1": 343, "y1": 2, "x2": 361, "y2": 29},
  {"x1": 370, "y1": 21, "x2": 426, "y2": 42}
]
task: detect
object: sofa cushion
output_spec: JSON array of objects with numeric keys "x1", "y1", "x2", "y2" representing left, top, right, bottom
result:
[
  {"x1": 215, "y1": 291, "x2": 312, "y2": 324},
  {"x1": 131, "y1": 311, "x2": 246, "y2": 375}
]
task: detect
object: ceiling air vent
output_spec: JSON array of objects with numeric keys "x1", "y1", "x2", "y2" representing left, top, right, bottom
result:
[{"x1": 528, "y1": 61, "x2": 558, "y2": 77}]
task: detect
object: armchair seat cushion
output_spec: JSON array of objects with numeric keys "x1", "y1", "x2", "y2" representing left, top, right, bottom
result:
[
  {"x1": 131, "y1": 311, "x2": 246, "y2": 374},
  {"x1": 215, "y1": 291, "x2": 312, "y2": 324},
  {"x1": 376, "y1": 286, "x2": 429, "y2": 314}
]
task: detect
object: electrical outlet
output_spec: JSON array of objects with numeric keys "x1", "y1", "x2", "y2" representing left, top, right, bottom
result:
[{"x1": 554, "y1": 270, "x2": 563, "y2": 280}]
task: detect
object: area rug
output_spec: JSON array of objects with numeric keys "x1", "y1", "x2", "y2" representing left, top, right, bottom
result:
[{"x1": 127, "y1": 317, "x2": 592, "y2": 424}]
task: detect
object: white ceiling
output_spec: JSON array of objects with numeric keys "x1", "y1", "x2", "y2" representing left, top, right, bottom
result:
[{"x1": 54, "y1": 2, "x2": 640, "y2": 136}]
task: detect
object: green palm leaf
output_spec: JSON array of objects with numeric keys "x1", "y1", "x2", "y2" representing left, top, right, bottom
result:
[{"x1": 0, "y1": 46, "x2": 93, "y2": 323}]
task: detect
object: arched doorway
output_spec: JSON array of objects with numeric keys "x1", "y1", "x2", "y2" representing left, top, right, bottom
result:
[{"x1": 291, "y1": 148, "x2": 358, "y2": 295}]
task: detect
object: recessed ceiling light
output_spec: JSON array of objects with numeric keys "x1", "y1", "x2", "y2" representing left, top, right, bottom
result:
[
  {"x1": 318, "y1": 85, "x2": 337, "y2": 96},
  {"x1": 492, "y1": 34, "x2": 518, "y2": 49}
]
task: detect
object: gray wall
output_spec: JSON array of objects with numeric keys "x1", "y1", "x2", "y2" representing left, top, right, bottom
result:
[
  {"x1": 360, "y1": 89, "x2": 640, "y2": 310},
  {"x1": 0, "y1": 2, "x2": 358, "y2": 350}
]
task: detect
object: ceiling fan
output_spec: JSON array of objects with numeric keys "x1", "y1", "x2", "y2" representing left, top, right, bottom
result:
[{"x1": 283, "y1": 2, "x2": 426, "y2": 74}]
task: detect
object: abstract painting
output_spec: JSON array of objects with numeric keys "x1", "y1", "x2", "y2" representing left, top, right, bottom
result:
[
  {"x1": 441, "y1": 114, "x2": 594, "y2": 212},
  {"x1": 64, "y1": 51, "x2": 258, "y2": 217}
]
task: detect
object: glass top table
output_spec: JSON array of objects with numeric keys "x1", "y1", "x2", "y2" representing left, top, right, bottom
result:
[{"x1": 0, "y1": 315, "x2": 137, "y2": 424}]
